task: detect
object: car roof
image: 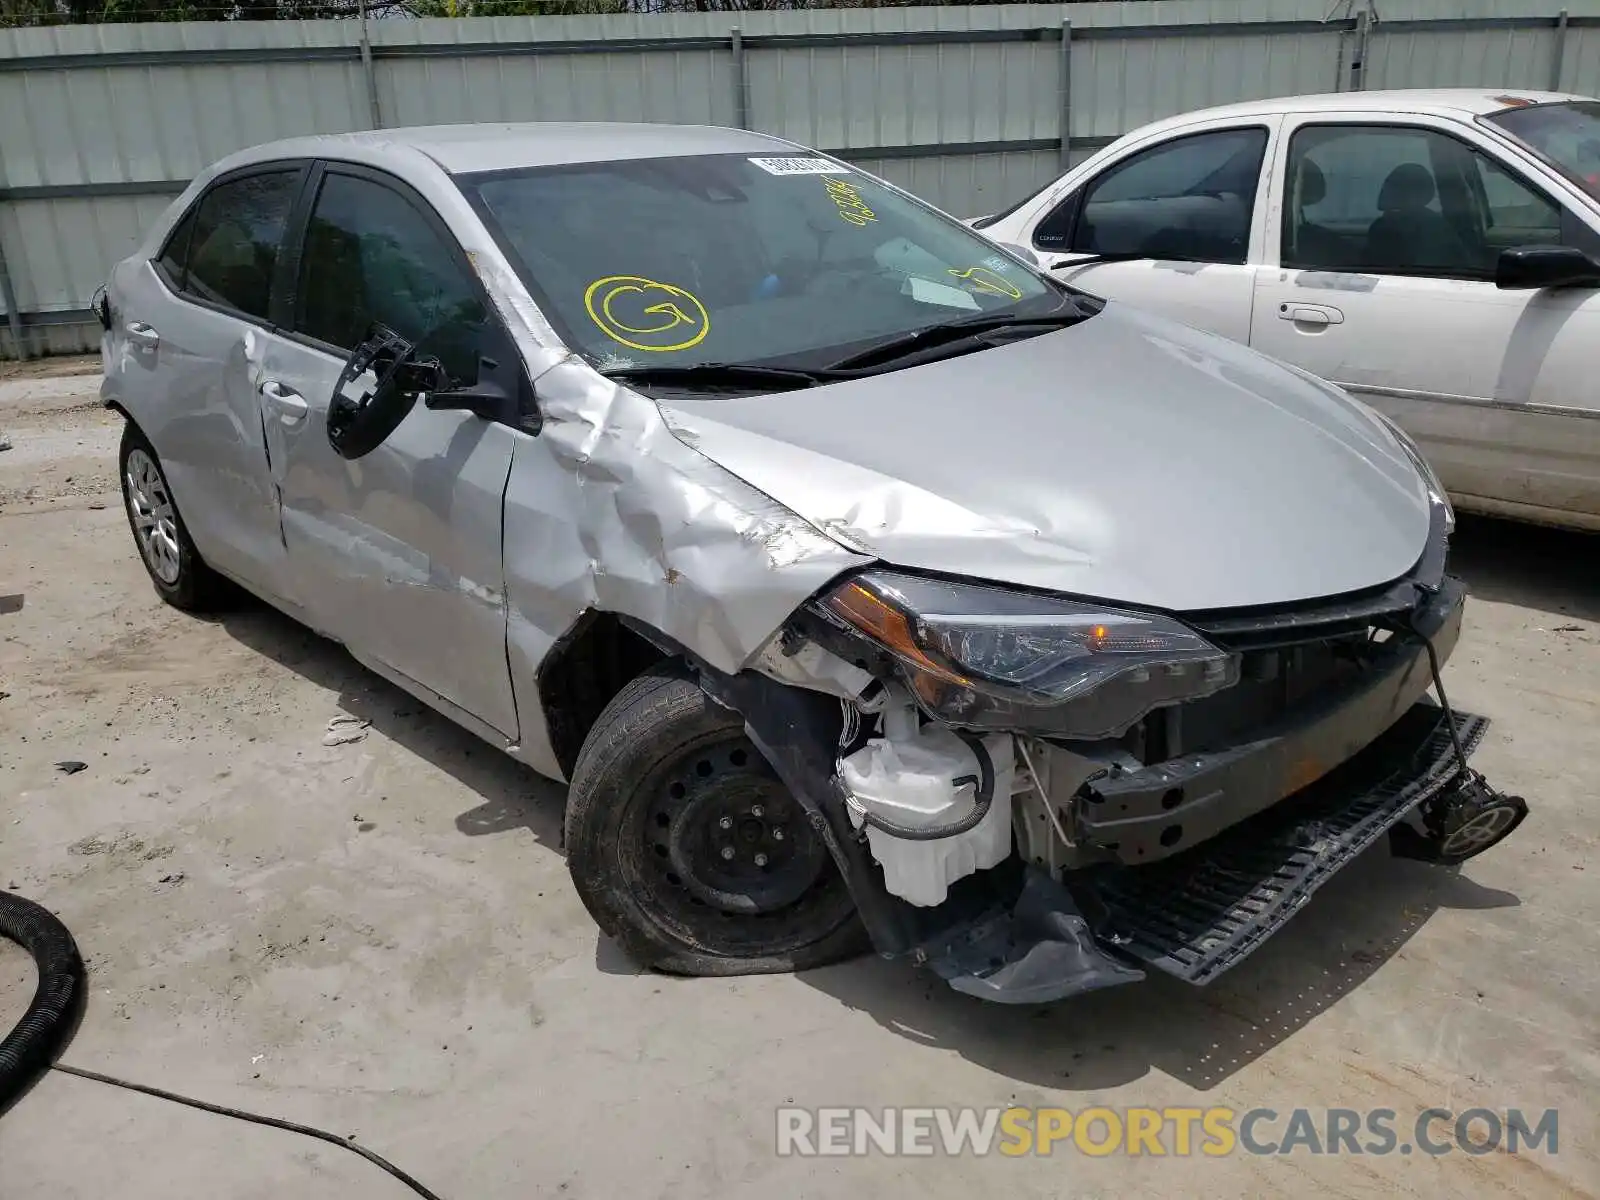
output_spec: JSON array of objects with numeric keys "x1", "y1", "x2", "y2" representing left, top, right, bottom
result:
[
  {"x1": 1129, "y1": 88, "x2": 1593, "y2": 136},
  {"x1": 221, "y1": 121, "x2": 800, "y2": 175}
]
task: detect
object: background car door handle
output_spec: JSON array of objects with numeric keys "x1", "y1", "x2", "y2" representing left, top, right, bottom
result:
[
  {"x1": 260, "y1": 380, "x2": 309, "y2": 424},
  {"x1": 125, "y1": 321, "x2": 160, "y2": 348},
  {"x1": 1278, "y1": 303, "x2": 1344, "y2": 329}
]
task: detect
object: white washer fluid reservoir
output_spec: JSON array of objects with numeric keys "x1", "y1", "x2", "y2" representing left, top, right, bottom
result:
[{"x1": 839, "y1": 704, "x2": 1015, "y2": 907}]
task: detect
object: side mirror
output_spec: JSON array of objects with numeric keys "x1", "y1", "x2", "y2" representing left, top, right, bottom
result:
[
  {"x1": 326, "y1": 325, "x2": 442, "y2": 461},
  {"x1": 1495, "y1": 245, "x2": 1600, "y2": 290},
  {"x1": 424, "y1": 354, "x2": 519, "y2": 424}
]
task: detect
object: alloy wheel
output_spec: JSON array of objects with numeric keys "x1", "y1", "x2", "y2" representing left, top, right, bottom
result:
[{"x1": 124, "y1": 447, "x2": 182, "y2": 585}]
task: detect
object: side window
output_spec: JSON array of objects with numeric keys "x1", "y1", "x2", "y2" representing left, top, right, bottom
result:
[
  {"x1": 1283, "y1": 124, "x2": 1567, "y2": 278},
  {"x1": 154, "y1": 208, "x2": 197, "y2": 291},
  {"x1": 1034, "y1": 127, "x2": 1268, "y2": 263},
  {"x1": 295, "y1": 172, "x2": 488, "y2": 384},
  {"x1": 183, "y1": 170, "x2": 301, "y2": 320},
  {"x1": 1032, "y1": 191, "x2": 1079, "y2": 251},
  {"x1": 1472, "y1": 153, "x2": 1564, "y2": 250}
]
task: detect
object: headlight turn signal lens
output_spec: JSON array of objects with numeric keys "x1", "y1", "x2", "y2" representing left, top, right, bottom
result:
[{"x1": 824, "y1": 580, "x2": 970, "y2": 686}]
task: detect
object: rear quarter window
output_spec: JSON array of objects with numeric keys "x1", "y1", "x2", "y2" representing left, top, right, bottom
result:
[
  {"x1": 154, "y1": 208, "x2": 196, "y2": 292},
  {"x1": 180, "y1": 170, "x2": 301, "y2": 321}
]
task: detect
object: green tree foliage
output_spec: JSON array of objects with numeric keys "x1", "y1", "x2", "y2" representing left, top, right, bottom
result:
[{"x1": 2, "y1": 0, "x2": 980, "y2": 24}]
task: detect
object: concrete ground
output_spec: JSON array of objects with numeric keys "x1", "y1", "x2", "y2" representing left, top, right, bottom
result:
[{"x1": 0, "y1": 362, "x2": 1596, "y2": 1199}]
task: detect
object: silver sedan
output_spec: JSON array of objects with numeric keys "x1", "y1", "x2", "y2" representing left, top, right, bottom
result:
[{"x1": 95, "y1": 122, "x2": 1527, "y2": 1004}]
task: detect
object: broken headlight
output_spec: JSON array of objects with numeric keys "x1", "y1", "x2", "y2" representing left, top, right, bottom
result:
[{"x1": 814, "y1": 571, "x2": 1239, "y2": 739}]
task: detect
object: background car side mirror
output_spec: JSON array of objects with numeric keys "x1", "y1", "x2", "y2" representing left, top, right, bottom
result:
[{"x1": 1495, "y1": 245, "x2": 1600, "y2": 290}]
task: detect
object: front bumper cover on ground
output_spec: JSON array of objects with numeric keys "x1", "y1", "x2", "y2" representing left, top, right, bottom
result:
[{"x1": 919, "y1": 701, "x2": 1489, "y2": 1001}]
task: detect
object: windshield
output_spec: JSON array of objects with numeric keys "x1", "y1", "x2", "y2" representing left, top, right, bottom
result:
[
  {"x1": 457, "y1": 153, "x2": 1060, "y2": 371},
  {"x1": 1483, "y1": 100, "x2": 1600, "y2": 202}
]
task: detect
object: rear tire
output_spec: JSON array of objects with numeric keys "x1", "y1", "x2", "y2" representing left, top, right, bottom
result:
[
  {"x1": 118, "y1": 422, "x2": 226, "y2": 612},
  {"x1": 565, "y1": 663, "x2": 867, "y2": 976}
]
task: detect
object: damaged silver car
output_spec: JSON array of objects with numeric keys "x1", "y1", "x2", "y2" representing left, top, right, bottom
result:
[{"x1": 96, "y1": 123, "x2": 1529, "y2": 1003}]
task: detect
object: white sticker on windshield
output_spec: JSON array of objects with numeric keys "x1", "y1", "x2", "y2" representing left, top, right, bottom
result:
[
  {"x1": 748, "y1": 156, "x2": 851, "y2": 176},
  {"x1": 904, "y1": 277, "x2": 982, "y2": 311}
]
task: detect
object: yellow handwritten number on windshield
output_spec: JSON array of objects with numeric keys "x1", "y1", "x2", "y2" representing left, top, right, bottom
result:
[
  {"x1": 948, "y1": 266, "x2": 1023, "y2": 300},
  {"x1": 822, "y1": 177, "x2": 878, "y2": 226},
  {"x1": 584, "y1": 276, "x2": 710, "y2": 353}
]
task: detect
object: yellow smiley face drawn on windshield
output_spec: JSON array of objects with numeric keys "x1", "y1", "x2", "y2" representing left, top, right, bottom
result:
[
  {"x1": 948, "y1": 266, "x2": 1023, "y2": 300},
  {"x1": 584, "y1": 275, "x2": 710, "y2": 353}
]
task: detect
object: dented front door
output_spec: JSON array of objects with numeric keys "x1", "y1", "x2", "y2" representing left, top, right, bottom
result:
[
  {"x1": 253, "y1": 162, "x2": 520, "y2": 738},
  {"x1": 255, "y1": 328, "x2": 519, "y2": 738}
]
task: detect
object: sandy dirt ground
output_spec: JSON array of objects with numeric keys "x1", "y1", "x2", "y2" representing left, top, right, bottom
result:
[{"x1": 0, "y1": 363, "x2": 1597, "y2": 1198}]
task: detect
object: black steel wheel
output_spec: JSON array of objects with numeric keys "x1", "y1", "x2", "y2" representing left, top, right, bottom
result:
[{"x1": 565, "y1": 663, "x2": 866, "y2": 975}]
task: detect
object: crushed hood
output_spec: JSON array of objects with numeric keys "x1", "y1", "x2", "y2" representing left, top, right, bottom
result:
[{"x1": 657, "y1": 303, "x2": 1431, "y2": 613}]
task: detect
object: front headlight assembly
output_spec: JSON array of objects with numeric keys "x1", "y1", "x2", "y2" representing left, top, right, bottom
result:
[{"x1": 812, "y1": 571, "x2": 1240, "y2": 739}]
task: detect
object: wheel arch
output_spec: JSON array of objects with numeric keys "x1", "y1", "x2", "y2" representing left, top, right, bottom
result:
[{"x1": 536, "y1": 609, "x2": 671, "y2": 781}]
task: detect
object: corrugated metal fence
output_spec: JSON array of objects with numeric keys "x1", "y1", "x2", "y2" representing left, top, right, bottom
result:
[{"x1": 4, "y1": 0, "x2": 1600, "y2": 357}]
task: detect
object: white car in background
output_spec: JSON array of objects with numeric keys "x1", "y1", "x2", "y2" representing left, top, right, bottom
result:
[{"x1": 973, "y1": 89, "x2": 1600, "y2": 532}]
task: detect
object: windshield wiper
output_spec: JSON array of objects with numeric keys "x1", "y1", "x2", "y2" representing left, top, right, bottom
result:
[
  {"x1": 823, "y1": 308, "x2": 1091, "y2": 372},
  {"x1": 600, "y1": 362, "x2": 831, "y2": 392},
  {"x1": 1045, "y1": 251, "x2": 1152, "y2": 270},
  {"x1": 1045, "y1": 250, "x2": 1214, "y2": 270}
]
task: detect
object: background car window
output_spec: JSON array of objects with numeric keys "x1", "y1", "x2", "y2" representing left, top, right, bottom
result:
[
  {"x1": 1034, "y1": 127, "x2": 1268, "y2": 262},
  {"x1": 1473, "y1": 153, "x2": 1563, "y2": 248},
  {"x1": 183, "y1": 170, "x2": 300, "y2": 320},
  {"x1": 296, "y1": 172, "x2": 488, "y2": 384},
  {"x1": 1283, "y1": 125, "x2": 1566, "y2": 277},
  {"x1": 1483, "y1": 99, "x2": 1600, "y2": 202}
]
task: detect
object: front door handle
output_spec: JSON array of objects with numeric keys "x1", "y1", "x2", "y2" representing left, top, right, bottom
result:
[
  {"x1": 260, "y1": 380, "x2": 309, "y2": 425},
  {"x1": 1278, "y1": 302, "x2": 1345, "y2": 329},
  {"x1": 126, "y1": 321, "x2": 160, "y2": 349}
]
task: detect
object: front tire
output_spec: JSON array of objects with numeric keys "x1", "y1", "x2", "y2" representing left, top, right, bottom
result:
[
  {"x1": 118, "y1": 422, "x2": 225, "y2": 612},
  {"x1": 565, "y1": 663, "x2": 867, "y2": 976}
]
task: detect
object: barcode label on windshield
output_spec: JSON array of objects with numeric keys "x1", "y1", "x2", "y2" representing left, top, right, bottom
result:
[{"x1": 748, "y1": 156, "x2": 851, "y2": 176}]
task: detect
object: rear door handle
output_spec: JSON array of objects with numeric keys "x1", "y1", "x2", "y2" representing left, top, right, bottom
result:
[
  {"x1": 260, "y1": 380, "x2": 309, "y2": 425},
  {"x1": 126, "y1": 321, "x2": 160, "y2": 349},
  {"x1": 1278, "y1": 303, "x2": 1344, "y2": 328}
]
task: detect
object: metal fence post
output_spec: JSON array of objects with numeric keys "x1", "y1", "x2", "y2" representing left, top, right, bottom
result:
[
  {"x1": 1059, "y1": 19, "x2": 1073, "y2": 171},
  {"x1": 1350, "y1": 5, "x2": 1371, "y2": 92},
  {"x1": 359, "y1": 0, "x2": 382, "y2": 130},
  {"x1": 0, "y1": 232, "x2": 26, "y2": 361},
  {"x1": 1552, "y1": 8, "x2": 1569, "y2": 91},
  {"x1": 730, "y1": 26, "x2": 750, "y2": 130}
]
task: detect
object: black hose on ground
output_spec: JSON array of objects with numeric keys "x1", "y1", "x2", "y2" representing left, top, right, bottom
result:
[
  {"x1": 0, "y1": 888, "x2": 446, "y2": 1197},
  {"x1": 0, "y1": 889, "x2": 85, "y2": 1111}
]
